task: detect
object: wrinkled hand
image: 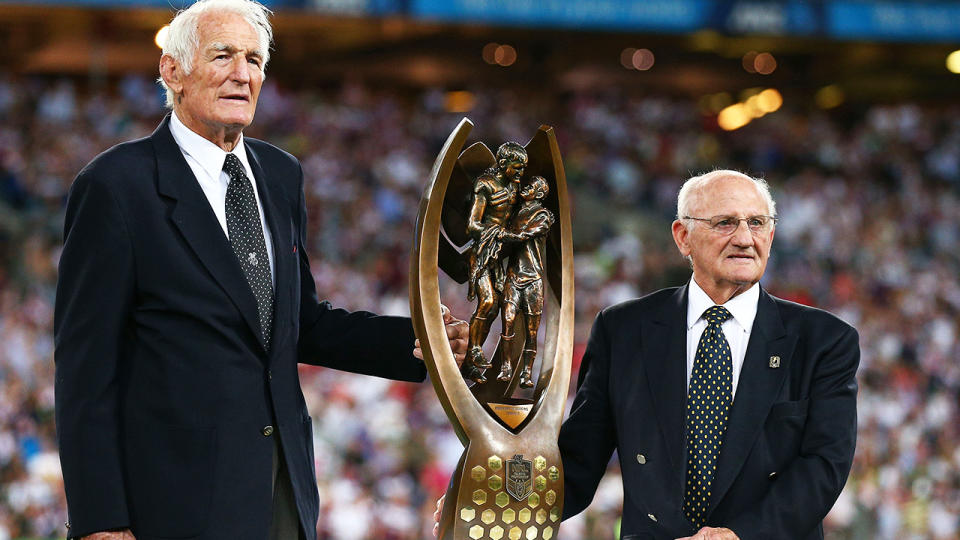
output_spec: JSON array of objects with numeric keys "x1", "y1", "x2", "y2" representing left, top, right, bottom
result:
[
  {"x1": 676, "y1": 527, "x2": 739, "y2": 540},
  {"x1": 432, "y1": 494, "x2": 446, "y2": 537},
  {"x1": 413, "y1": 305, "x2": 468, "y2": 367},
  {"x1": 81, "y1": 530, "x2": 136, "y2": 540}
]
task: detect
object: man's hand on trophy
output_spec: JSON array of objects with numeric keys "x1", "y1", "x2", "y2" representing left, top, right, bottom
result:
[
  {"x1": 414, "y1": 305, "x2": 468, "y2": 367},
  {"x1": 432, "y1": 493, "x2": 446, "y2": 537},
  {"x1": 676, "y1": 527, "x2": 740, "y2": 540}
]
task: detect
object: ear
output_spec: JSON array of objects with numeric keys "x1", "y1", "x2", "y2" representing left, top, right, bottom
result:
[
  {"x1": 671, "y1": 219, "x2": 692, "y2": 257},
  {"x1": 159, "y1": 54, "x2": 184, "y2": 98}
]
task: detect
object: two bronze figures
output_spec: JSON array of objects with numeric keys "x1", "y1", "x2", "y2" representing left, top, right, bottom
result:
[{"x1": 464, "y1": 141, "x2": 555, "y2": 388}]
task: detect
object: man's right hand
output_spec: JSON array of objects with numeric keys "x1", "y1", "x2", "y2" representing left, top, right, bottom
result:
[{"x1": 81, "y1": 530, "x2": 136, "y2": 540}]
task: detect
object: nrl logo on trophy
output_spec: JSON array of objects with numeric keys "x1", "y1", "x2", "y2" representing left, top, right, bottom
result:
[
  {"x1": 506, "y1": 455, "x2": 533, "y2": 501},
  {"x1": 410, "y1": 118, "x2": 573, "y2": 540}
]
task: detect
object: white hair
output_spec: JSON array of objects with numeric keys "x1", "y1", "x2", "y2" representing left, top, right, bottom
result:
[
  {"x1": 157, "y1": 0, "x2": 273, "y2": 109},
  {"x1": 676, "y1": 169, "x2": 777, "y2": 226}
]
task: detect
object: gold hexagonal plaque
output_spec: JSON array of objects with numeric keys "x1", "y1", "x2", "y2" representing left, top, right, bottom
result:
[
  {"x1": 543, "y1": 526, "x2": 554, "y2": 540},
  {"x1": 528, "y1": 493, "x2": 540, "y2": 508},
  {"x1": 469, "y1": 525, "x2": 484, "y2": 539},
  {"x1": 488, "y1": 455, "x2": 503, "y2": 471},
  {"x1": 482, "y1": 509, "x2": 496, "y2": 525},
  {"x1": 518, "y1": 508, "x2": 531, "y2": 523},
  {"x1": 549, "y1": 506, "x2": 561, "y2": 522},
  {"x1": 547, "y1": 466, "x2": 559, "y2": 482},
  {"x1": 460, "y1": 506, "x2": 476, "y2": 522},
  {"x1": 544, "y1": 490, "x2": 556, "y2": 506},
  {"x1": 534, "y1": 476, "x2": 546, "y2": 492},
  {"x1": 509, "y1": 526, "x2": 522, "y2": 540},
  {"x1": 533, "y1": 456, "x2": 547, "y2": 471},
  {"x1": 535, "y1": 509, "x2": 547, "y2": 524},
  {"x1": 526, "y1": 526, "x2": 538, "y2": 540},
  {"x1": 472, "y1": 489, "x2": 487, "y2": 505},
  {"x1": 490, "y1": 525, "x2": 505, "y2": 540},
  {"x1": 488, "y1": 475, "x2": 503, "y2": 491},
  {"x1": 495, "y1": 492, "x2": 510, "y2": 508},
  {"x1": 502, "y1": 508, "x2": 516, "y2": 524},
  {"x1": 471, "y1": 466, "x2": 486, "y2": 482}
]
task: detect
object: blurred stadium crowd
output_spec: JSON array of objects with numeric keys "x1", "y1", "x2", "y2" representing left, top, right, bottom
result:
[{"x1": 0, "y1": 73, "x2": 958, "y2": 539}]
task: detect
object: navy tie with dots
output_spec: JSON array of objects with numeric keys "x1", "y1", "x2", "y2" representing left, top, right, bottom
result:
[
  {"x1": 683, "y1": 305, "x2": 733, "y2": 528},
  {"x1": 223, "y1": 153, "x2": 274, "y2": 349}
]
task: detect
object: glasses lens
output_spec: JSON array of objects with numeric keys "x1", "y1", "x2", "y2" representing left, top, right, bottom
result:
[
  {"x1": 710, "y1": 217, "x2": 737, "y2": 234},
  {"x1": 747, "y1": 216, "x2": 768, "y2": 231}
]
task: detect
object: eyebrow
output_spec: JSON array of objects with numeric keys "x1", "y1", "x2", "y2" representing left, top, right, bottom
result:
[{"x1": 210, "y1": 42, "x2": 263, "y2": 60}]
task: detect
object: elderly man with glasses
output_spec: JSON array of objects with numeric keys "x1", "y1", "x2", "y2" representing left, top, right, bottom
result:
[{"x1": 557, "y1": 169, "x2": 860, "y2": 540}]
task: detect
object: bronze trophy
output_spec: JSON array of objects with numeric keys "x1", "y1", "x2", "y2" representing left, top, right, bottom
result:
[{"x1": 410, "y1": 118, "x2": 574, "y2": 540}]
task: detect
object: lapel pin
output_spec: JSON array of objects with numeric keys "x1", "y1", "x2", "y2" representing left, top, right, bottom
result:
[{"x1": 769, "y1": 356, "x2": 781, "y2": 369}]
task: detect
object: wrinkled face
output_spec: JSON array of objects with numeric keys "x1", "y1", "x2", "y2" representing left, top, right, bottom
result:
[
  {"x1": 501, "y1": 156, "x2": 527, "y2": 181},
  {"x1": 176, "y1": 11, "x2": 264, "y2": 136},
  {"x1": 673, "y1": 175, "x2": 775, "y2": 291}
]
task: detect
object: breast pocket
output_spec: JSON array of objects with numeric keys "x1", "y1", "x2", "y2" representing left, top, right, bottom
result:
[{"x1": 768, "y1": 398, "x2": 809, "y2": 420}]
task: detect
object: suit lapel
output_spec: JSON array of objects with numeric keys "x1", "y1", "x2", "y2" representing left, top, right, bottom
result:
[
  {"x1": 152, "y1": 115, "x2": 268, "y2": 354},
  {"x1": 642, "y1": 285, "x2": 689, "y2": 487},
  {"x1": 708, "y1": 288, "x2": 797, "y2": 514},
  {"x1": 245, "y1": 142, "x2": 293, "y2": 359}
]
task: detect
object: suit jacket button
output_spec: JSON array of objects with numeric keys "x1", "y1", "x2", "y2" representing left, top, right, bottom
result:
[
  {"x1": 262, "y1": 425, "x2": 274, "y2": 437},
  {"x1": 769, "y1": 471, "x2": 777, "y2": 480},
  {"x1": 636, "y1": 453, "x2": 646, "y2": 465},
  {"x1": 267, "y1": 369, "x2": 273, "y2": 380},
  {"x1": 647, "y1": 513, "x2": 657, "y2": 522}
]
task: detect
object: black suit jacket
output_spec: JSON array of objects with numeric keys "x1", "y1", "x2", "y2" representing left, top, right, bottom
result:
[
  {"x1": 54, "y1": 116, "x2": 426, "y2": 540},
  {"x1": 559, "y1": 284, "x2": 859, "y2": 540}
]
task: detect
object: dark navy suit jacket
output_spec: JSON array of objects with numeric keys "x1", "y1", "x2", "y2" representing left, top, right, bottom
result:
[
  {"x1": 559, "y1": 284, "x2": 859, "y2": 540},
  {"x1": 54, "y1": 116, "x2": 426, "y2": 540}
]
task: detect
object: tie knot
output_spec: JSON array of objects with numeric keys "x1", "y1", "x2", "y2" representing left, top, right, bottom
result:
[
  {"x1": 223, "y1": 153, "x2": 245, "y2": 179},
  {"x1": 702, "y1": 305, "x2": 732, "y2": 326}
]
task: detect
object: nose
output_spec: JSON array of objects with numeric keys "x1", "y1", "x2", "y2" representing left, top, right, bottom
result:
[
  {"x1": 730, "y1": 219, "x2": 755, "y2": 246},
  {"x1": 230, "y1": 56, "x2": 250, "y2": 84}
]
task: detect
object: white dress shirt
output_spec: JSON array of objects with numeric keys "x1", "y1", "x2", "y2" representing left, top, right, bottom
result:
[
  {"x1": 685, "y1": 277, "x2": 760, "y2": 400},
  {"x1": 169, "y1": 111, "x2": 275, "y2": 283}
]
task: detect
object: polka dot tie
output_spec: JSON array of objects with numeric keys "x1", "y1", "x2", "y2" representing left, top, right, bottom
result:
[
  {"x1": 683, "y1": 305, "x2": 733, "y2": 528},
  {"x1": 224, "y1": 153, "x2": 274, "y2": 349}
]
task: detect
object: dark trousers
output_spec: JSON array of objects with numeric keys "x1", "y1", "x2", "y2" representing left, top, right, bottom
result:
[{"x1": 270, "y1": 438, "x2": 305, "y2": 540}]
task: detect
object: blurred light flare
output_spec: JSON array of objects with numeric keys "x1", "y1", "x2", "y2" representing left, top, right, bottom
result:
[
  {"x1": 713, "y1": 88, "x2": 782, "y2": 130},
  {"x1": 754, "y1": 52, "x2": 777, "y2": 74},
  {"x1": 482, "y1": 42, "x2": 499, "y2": 64},
  {"x1": 815, "y1": 85, "x2": 845, "y2": 109},
  {"x1": 742, "y1": 51, "x2": 758, "y2": 73},
  {"x1": 155, "y1": 25, "x2": 170, "y2": 49},
  {"x1": 494, "y1": 44, "x2": 517, "y2": 67},
  {"x1": 445, "y1": 91, "x2": 476, "y2": 113},
  {"x1": 947, "y1": 50, "x2": 960, "y2": 74},
  {"x1": 620, "y1": 47, "x2": 637, "y2": 69},
  {"x1": 756, "y1": 89, "x2": 783, "y2": 113},
  {"x1": 718, "y1": 103, "x2": 751, "y2": 131},
  {"x1": 632, "y1": 48, "x2": 655, "y2": 71}
]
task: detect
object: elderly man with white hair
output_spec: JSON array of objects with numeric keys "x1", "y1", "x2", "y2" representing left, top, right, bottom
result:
[
  {"x1": 53, "y1": 1, "x2": 466, "y2": 539},
  {"x1": 555, "y1": 170, "x2": 860, "y2": 540}
]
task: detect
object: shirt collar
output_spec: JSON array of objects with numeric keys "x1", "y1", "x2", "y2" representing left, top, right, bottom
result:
[
  {"x1": 686, "y1": 276, "x2": 760, "y2": 332},
  {"x1": 169, "y1": 110, "x2": 251, "y2": 180}
]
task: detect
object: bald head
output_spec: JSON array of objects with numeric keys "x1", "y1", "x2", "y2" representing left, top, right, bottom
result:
[{"x1": 677, "y1": 170, "x2": 776, "y2": 226}]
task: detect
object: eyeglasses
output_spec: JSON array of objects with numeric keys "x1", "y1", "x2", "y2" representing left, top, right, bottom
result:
[{"x1": 682, "y1": 215, "x2": 779, "y2": 235}]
